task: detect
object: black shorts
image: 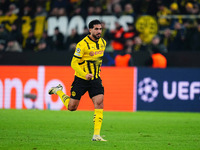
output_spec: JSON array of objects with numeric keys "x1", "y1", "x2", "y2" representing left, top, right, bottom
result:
[{"x1": 70, "y1": 76, "x2": 104, "y2": 100}]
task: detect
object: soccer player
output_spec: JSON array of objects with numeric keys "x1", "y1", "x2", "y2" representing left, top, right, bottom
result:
[{"x1": 48, "y1": 20, "x2": 107, "y2": 141}]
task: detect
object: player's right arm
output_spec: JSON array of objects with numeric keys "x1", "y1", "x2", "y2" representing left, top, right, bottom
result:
[
  {"x1": 71, "y1": 43, "x2": 93, "y2": 80},
  {"x1": 71, "y1": 56, "x2": 87, "y2": 78}
]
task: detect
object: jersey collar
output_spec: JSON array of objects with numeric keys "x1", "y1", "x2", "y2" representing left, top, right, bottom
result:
[{"x1": 87, "y1": 35, "x2": 99, "y2": 43}]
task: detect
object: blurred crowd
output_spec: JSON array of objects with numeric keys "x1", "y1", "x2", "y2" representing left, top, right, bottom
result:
[{"x1": 1, "y1": 0, "x2": 200, "y2": 55}]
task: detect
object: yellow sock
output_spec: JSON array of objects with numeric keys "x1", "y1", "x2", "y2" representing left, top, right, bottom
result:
[
  {"x1": 56, "y1": 90, "x2": 70, "y2": 109},
  {"x1": 93, "y1": 109, "x2": 103, "y2": 135}
]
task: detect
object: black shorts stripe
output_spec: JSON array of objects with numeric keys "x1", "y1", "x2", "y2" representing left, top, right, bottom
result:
[{"x1": 84, "y1": 40, "x2": 90, "y2": 49}]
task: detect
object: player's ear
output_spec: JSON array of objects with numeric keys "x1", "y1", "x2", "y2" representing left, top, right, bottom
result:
[{"x1": 89, "y1": 28, "x2": 92, "y2": 34}]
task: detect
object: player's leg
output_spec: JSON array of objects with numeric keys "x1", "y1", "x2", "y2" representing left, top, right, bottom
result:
[
  {"x1": 48, "y1": 77, "x2": 86, "y2": 110},
  {"x1": 48, "y1": 84, "x2": 83, "y2": 111},
  {"x1": 89, "y1": 78, "x2": 106, "y2": 141},
  {"x1": 91, "y1": 94, "x2": 106, "y2": 141},
  {"x1": 68, "y1": 98, "x2": 80, "y2": 111},
  {"x1": 48, "y1": 84, "x2": 70, "y2": 109}
]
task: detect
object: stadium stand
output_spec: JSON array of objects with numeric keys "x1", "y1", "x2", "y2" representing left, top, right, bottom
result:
[{"x1": 0, "y1": 0, "x2": 200, "y2": 67}]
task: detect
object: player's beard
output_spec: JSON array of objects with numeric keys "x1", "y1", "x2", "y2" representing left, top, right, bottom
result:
[{"x1": 93, "y1": 33, "x2": 101, "y2": 40}]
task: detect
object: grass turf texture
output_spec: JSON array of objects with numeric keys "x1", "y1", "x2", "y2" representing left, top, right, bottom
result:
[{"x1": 0, "y1": 109, "x2": 200, "y2": 150}]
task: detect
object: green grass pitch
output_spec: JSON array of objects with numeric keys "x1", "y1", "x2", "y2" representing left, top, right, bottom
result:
[{"x1": 0, "y1": 109, "x2": 200, "y2": 150}]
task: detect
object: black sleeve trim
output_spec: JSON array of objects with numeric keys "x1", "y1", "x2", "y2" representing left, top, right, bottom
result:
[
  {"x1": 73, "y1": 55, "x2": 82, "y2": 59},
  {"x1": 78, "y1": 61, "x2": 85, "y2": 65}
]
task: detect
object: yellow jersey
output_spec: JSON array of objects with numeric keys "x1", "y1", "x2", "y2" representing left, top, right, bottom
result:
[{"x1": 71, "y1": 35, "x2": 106, "y2": 80}]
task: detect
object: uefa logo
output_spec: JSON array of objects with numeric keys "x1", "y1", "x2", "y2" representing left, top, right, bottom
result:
[{"x1": 138, "y1": 77, "x2": 159, "y2": 102}]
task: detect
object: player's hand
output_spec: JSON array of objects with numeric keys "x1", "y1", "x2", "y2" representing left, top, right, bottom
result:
[{"x1": 86, "y1": 74, "x2": 93, "y2": 80}]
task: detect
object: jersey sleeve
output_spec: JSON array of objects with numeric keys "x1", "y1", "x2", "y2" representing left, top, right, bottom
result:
[
  {"x1": 71, "y1": 42, "x2": 87, "y2": 78},
  {"x1": 73, "y1": 43, "x2": 84, "y2": 58}
]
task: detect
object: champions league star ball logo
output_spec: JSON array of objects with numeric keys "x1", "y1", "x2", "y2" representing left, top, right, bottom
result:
[{"x1": 138, "y1": 77, "x2": 159, "y2": 102}]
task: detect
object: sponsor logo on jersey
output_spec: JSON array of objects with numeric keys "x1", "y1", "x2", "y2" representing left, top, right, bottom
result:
[
  {"x1": 95, "y1": 50, "x2": 103, "y2": 55},
  {"x1": 89, "y1": 51, "x2": 94, "y2": 56},
  {"x1": 89, "y1": 50, "x2": 104, "y2": 56}
]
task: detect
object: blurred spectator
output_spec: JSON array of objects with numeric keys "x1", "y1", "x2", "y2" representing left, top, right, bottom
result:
[
  {"x1": 157, "y1": 3, "x2": 171, "y2": 30},
  {"x1": 24, "y1": 30, "x2": 37, "y2": 51},
  {"x1": 192, "y1": 2, "x2": 200, "y2": 14},
  {"x1": 169, "y1": 2, "x2": 180, "y2": 29},
  {"x1": 87, "y1": 5, "x2": 95, "y2": 16},
  {"x1": 35, "y1": 5, "x2": 47, "y2": 17},
  {"x1": 112, "y1": 3, "x2": 123, "y2": 17},
  {"x1": 37, "y1": 0, "x2": 48, "y2": 6},
  {"x1": 65, "y1": 28, "x2": 80, "y2": 51},
  {"x1": 0, "y1": 24, "x2": 7, "y2": 52},
  {"x1": 80, "y1": 0, "x2": 101, "y2": 15},
  {"x1": 152, "y1": 52, "x2": 167, "y2": 68},
  {"x1": 124, "y1": 3, "x2": 135, "y2": 17},
  {"x1": 0, "y1": 24, "x2": 8, "y2": 41},
  {"x1": 6, "y1": 3, "x2": 19, "y2": 16},
  {"x1": 136, "y1": 0, "x2": 158, "y2": 16},
  {"x1": 51, "y1": 27, "x2": 64, "y2": 50},
  {"x1": 106, "y1": 0, "x2": 121, "y2": 14},
  {"x1": 94, "y1": 5, "x2": 103, "y2": 15},
  {"x1": 57, "y1": 7, "x2": 67, "y2": 16},
  {"x1": 123, "y1": 23, "x2": 137, "y2": 40},
  {"x1": 0, "y1": 39, "x2": 6, "y2": 52},
  {"x1": 50, "y1": 7, "x2": 59, "y2": 16},
  {"x1": 5, "y1": 38, "x2": 22, "y2": 52},
  {"x1": 181, "y1": 2, "x2": 199, "y2": 14},
  {"x1": 51, "y1": 0, "x2": 68, "y2": 8},
  {"x1": 160, "y1": 28, "x2": 174, "y2": 51},
  {"x1": 132, "y1": 36, "x2": 147, "y2": 52},
  {"x1": 184, "y1": 24, "x2": 198, "y2": 51},
  {"x1": 80, "y1": 26, "x2": 89, "y2": 40},
  {"x1": 190, "y1": 24, "x2": 200, "y2": 51},
  {"x1": 147, "y1": 35, "x2": 167, "y2": 53},
  {"x1": 110, "y1": 22, "x2": 125, "y2": 54},
  {"x1": 171, "y1": 22, "x2": 186, "y2": 51},
  {"x1": 21, "y1": 5, "x2": 34, "y2": 17},
  {"x1": 170, "y1": 2, "x2": 179, "y2": 14},
  {"x1": 37, "y1": 40, "x2": 49, "y2": 52},
  {"x1": 124, "y1": 39, "x2": 134, "y2": 54},
  {"x1": 0, "y1": 9, "x2": 3, "y2": 15},
  {"x1": 185, "y1": 2, "x2": 194, "y2": 14},
  {"x1": 145, "y1": 49, "x2": 167, "y2": 68},
  {"x1": 0, "y1": 0, "x2": 9, "y2": 14},
  {"x1": 1, "y1": 0, "x2": 200, "y2": 54},
  {"x1": 50, "y1": 7, "x2": 68, "y2": 17},
  {"x1": 115, "y1": 52, "x2": 133, "y2": 67},
  {"x1": 101, "y1": 22, "x2": 111, "y2": 43},
  {"x1": 51, "y1": 0, "x2": 72, "y2": 15},
  {"x1": 71, "y1": 6, "x2": 83, "y2": 16},
  {"x1": 8, "y1": 24, "x2": 23, "y2": 45},
  {"x1": 40, "y1": 31, "x2": 52, "y2": 50}
]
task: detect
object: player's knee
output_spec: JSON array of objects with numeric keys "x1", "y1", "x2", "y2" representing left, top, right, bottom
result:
[
  {"x1": 68, "y1": 105, "x2": 78, "y2": 111},
  {"x1": 95, "y1": 102, "x2": 104, "y2": 109}
]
